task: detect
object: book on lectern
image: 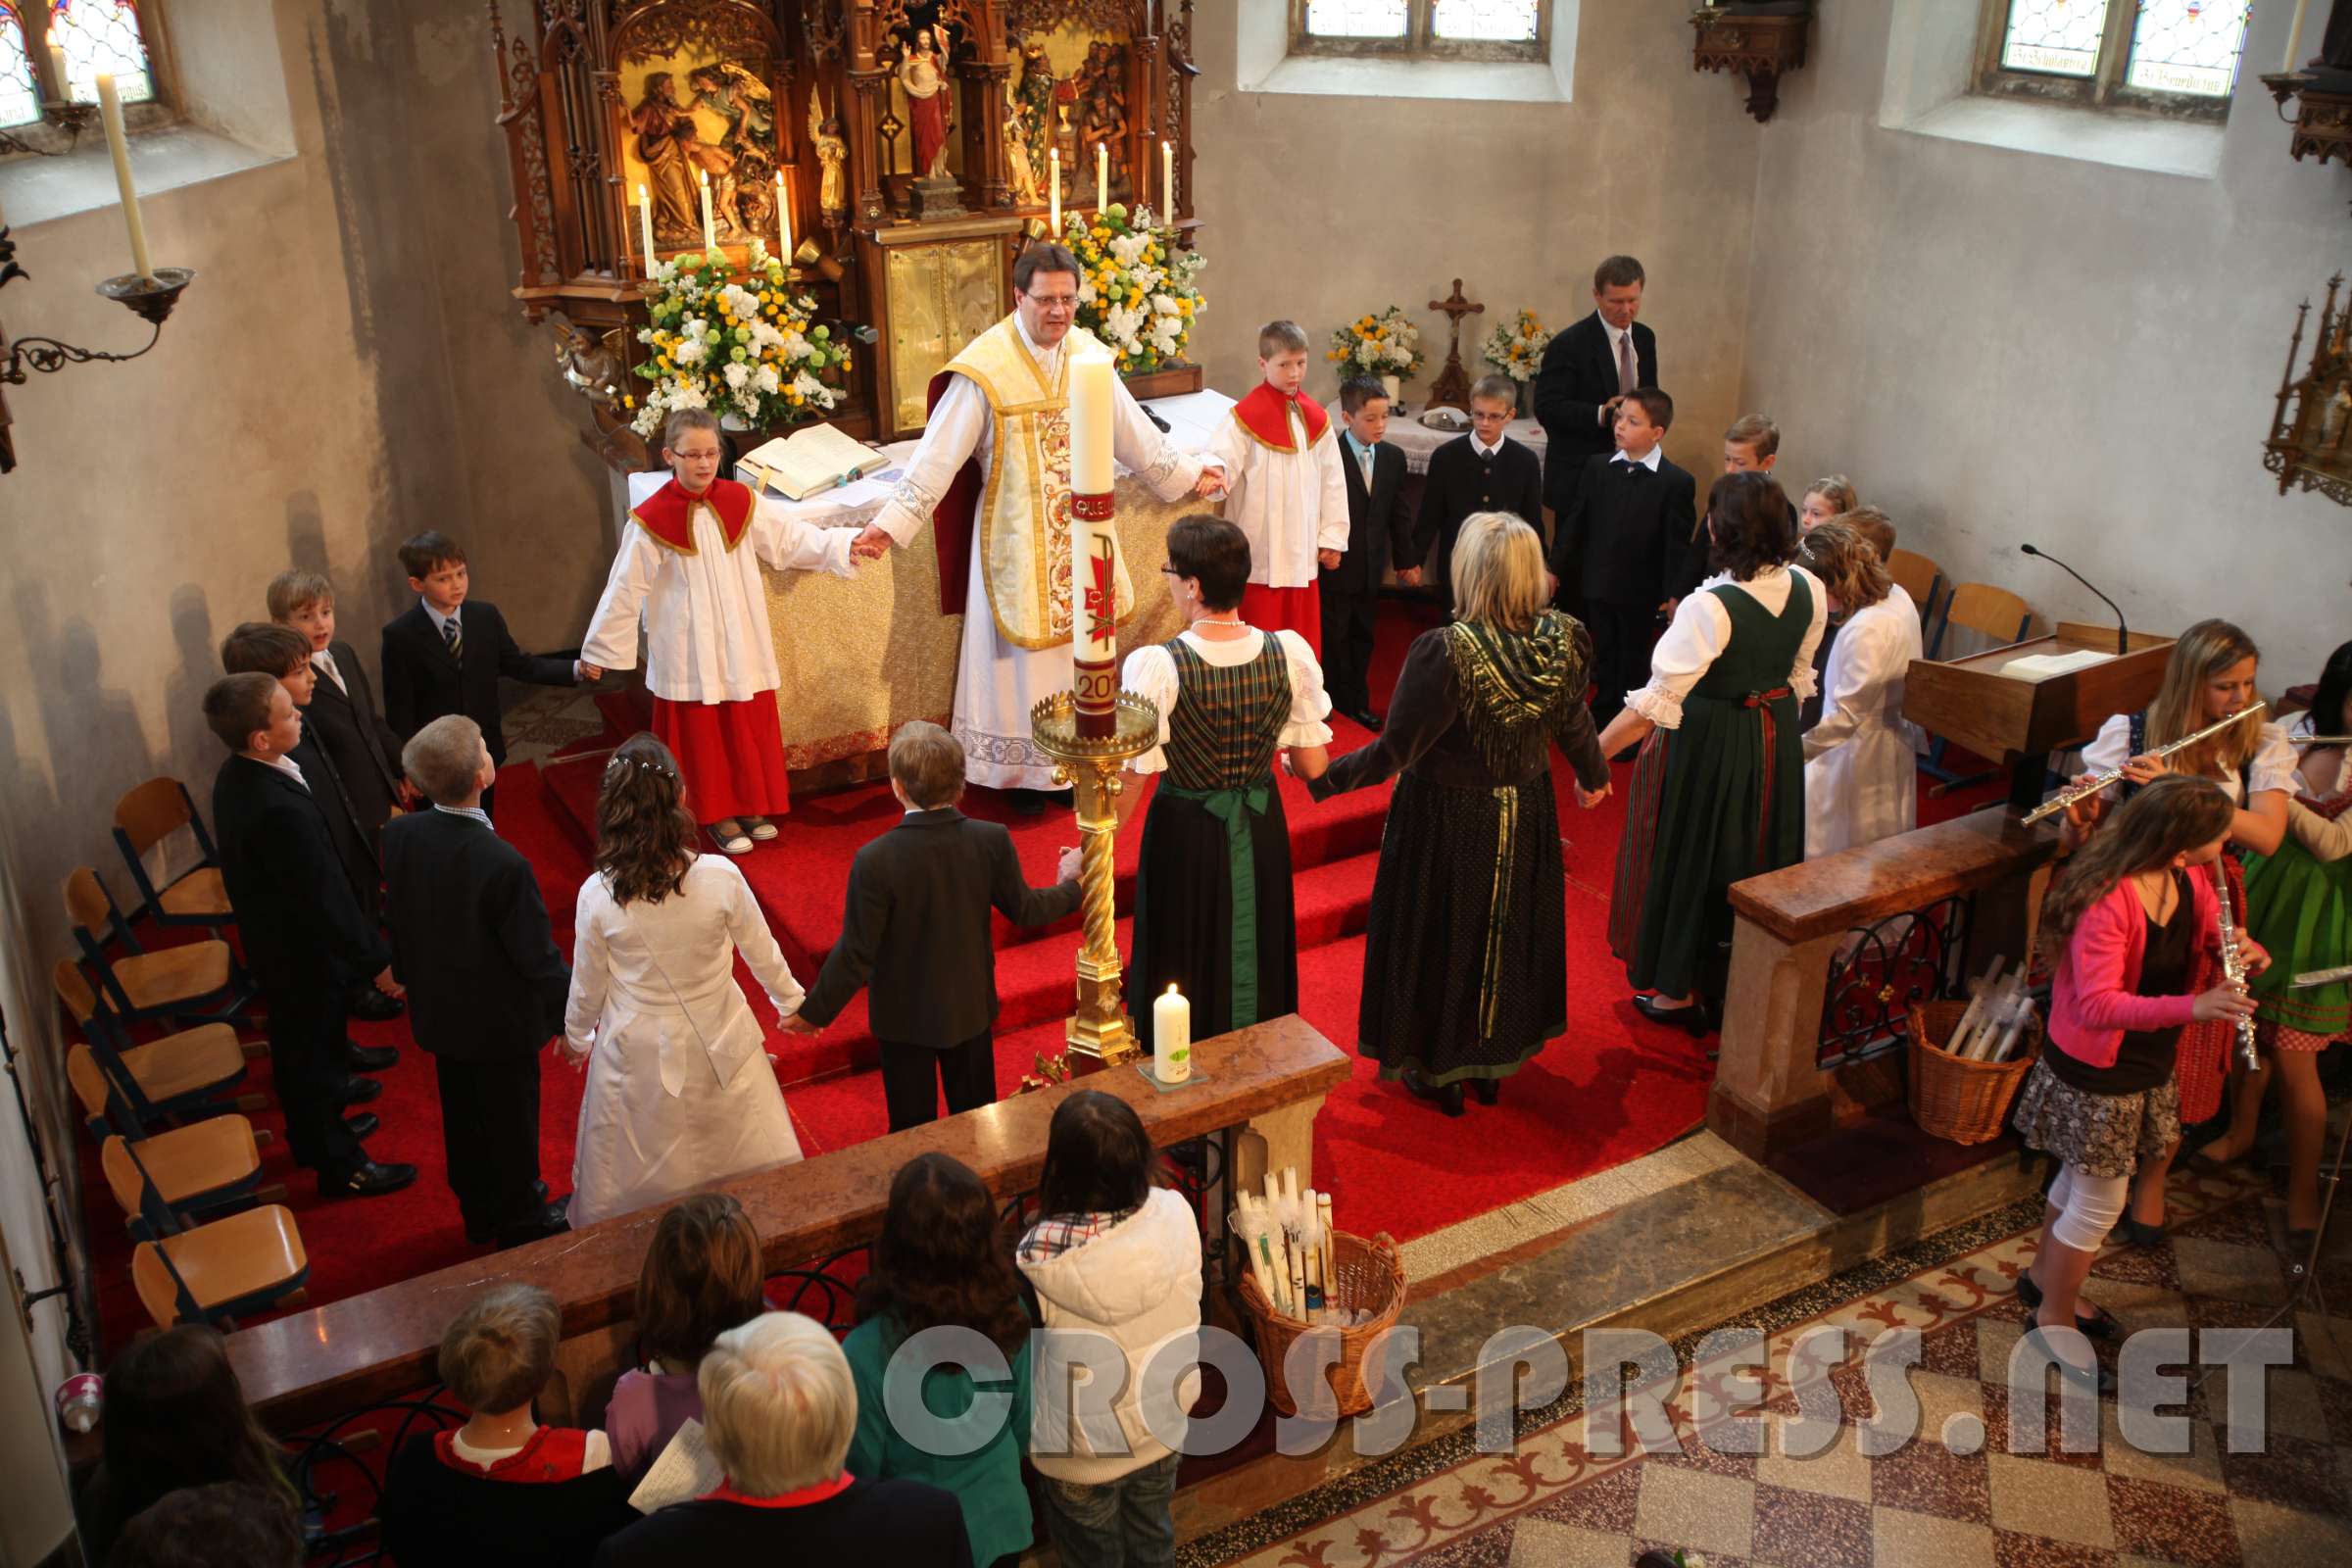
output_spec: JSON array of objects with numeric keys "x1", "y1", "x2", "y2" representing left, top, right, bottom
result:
[{"x1": 739, "y1": 423, "x2": 891, "y2": 501}]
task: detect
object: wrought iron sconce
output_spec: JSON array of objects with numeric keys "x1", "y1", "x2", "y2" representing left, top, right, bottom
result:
[
  {"x1": 2259, "y1": 71, "x2": 2352, "y2": 170},
  {"x1": 1690, "y1": 3, "x2": 1813, "y2": 124},
  {"x1": 0, "y1": 226, "x2": 196, "y2": 473},
  {"x1": 2265, "y1": 271, "x2": 2352, "y2": 507},
  {"x1": 0, "y1": 92, "x2": 99, "y2": 158}
]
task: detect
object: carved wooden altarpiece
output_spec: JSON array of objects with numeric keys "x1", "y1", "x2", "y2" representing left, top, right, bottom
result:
[{"x1": 486, "y1": 0, "x2": 1201, "y2": 468}]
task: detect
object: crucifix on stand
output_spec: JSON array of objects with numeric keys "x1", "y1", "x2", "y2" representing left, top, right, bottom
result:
[{"x1": 1427, "y1": 278, "x2": 1484, "y2": 411}]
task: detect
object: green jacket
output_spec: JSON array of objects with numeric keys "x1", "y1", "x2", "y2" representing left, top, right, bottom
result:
[{"x1": 843, "y1": 1315, "x2": 1034, "y2": 1568}]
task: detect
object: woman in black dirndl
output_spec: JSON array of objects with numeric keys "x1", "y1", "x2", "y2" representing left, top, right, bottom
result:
[
  {"x1": 1124, "y1": 516, "x2": 1333, "y2": 1050},
  {"x1": 1308, "y1": 513, "x2": 1611, "y2": 1115}
]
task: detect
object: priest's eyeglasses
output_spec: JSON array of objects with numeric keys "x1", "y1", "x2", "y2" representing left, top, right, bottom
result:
[{"x1": 1025, "y1": 292, "x2": 1079, "y2": 313}]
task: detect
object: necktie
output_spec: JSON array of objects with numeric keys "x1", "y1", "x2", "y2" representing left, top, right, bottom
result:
[
  {"x1": 1357, "y1": 443, "x2": 1375, "y2": 485},
  {"x1": 1616, "y1": 329, "x2": 1637, "y2": 396},
  {"x1": 313, "y1": 649, "x2": 345, "y2": 692},
  {"x1": 443, "y1": 615, "x2": 463, "y2": 661}
]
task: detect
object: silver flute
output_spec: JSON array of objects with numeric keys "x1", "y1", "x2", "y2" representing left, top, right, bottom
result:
[
  {"x1": 2024, "y1": 701, "x2": 2268, "y2": 825},
  {"x1": 2213, "y1": 868, "x2": 2260, "y2": 1072}
]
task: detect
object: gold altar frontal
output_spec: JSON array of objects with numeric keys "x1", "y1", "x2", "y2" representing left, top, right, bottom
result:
[{"x1": 757, "y1": 472, "x2": 1197, "y2": 779}]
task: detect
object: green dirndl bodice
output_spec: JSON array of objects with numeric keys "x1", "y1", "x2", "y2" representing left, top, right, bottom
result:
[
  {"x1": 1611, "y1": 572, "x2": 1813, "y2": 1000},
  {"x1": 2242, "y1": 814, "x2": 2352, "y2": 1039}
]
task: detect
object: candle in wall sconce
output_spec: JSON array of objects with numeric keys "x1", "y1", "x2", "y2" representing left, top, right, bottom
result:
[
  {"x1": 47, "y1": 42, "x2": 68, "y2": 97},
  {"x1": 94, "y1": 74, "x2": 153, "y2": 281},
  {"x1": 1096, "y1": 140, "x2": 1107, "y2": 213},
  {"x1": 698, "y1": 167, "x2": 716, "y2": 252},
  {"x1": 637, "y1": 183, "x2": 657, "y2": 279},
  {"x1": 2285, "y1": 0, "x2": 2312, "y2": 72}
]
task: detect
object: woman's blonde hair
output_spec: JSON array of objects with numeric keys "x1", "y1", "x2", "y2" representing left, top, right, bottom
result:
[
  {"x1": 2038, "y1": 775, "x2": 2235, "y2": 960},
  {"x1": 1450, "y1": 511, "x2": 1546, "y2": 632},
  {"x1": 1803, "y1": 475, "x2": 1859, "y2": 516},
  {"x1": 1797, "y1": 521, "x2": 1892, "y2": 613},
  {"x1": 2146, "y1": 618, "x2": 2263, "y2": 780},
  {"x1": 698, "y1": 1312, "x2": 856, "y2": 1495}
]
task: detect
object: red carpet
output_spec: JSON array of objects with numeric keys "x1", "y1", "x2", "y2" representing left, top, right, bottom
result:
[{"x1": 81, "y1": 599, "x2": 2000, "y2": 1349}]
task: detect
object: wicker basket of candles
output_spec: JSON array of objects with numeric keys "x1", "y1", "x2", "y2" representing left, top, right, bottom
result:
[
  {"x1": 1232, "y1": 1171, "x2": 1405, "y2": 1418},
  {"x1": 1908, "y1": 956, "x2": 2042, "y2": 1146}
]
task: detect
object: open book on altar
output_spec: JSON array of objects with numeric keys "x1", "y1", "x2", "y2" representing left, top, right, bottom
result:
[{"x1": 738, "y1": 423, "x2": 892, "y2": 501}]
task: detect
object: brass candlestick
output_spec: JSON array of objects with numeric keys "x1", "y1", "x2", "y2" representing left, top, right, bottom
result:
[{"x1": 1030, "y1": 689, "x2": 1158, "y2": 1066}]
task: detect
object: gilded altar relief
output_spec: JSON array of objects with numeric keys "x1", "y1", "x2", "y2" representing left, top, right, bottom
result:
[
  {"x1": 1009, "y1": 20, "x2": 1131, "y2": 206},
  {"x1": 616, "y1": 11, "x2": 781, "y2": 254}
]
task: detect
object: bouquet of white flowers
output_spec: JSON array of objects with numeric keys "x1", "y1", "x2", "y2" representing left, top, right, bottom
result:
[
  {"x1": 1327, "y1": 307, "x2": 1425, "y2": 384},
  {"x1": 629, "y1": 239, "x2": 852, "y2": 438},
  {"x1": 1482, "y1": 309, "x2": 1552, "y2": 379},
  {"x1": 1061, "y1": 203, "x2": 1205, "y2": 373}
]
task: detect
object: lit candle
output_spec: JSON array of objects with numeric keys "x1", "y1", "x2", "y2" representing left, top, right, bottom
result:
[
  {"x1": 775, "y1": 170, "x2": 791, "y2": 263},
  {"x1": 1070, "y1": 350, "x2": 1115, "y2": 495},
  {"x1": 94, "y1": 74, "x2": 153, "y2": 281},
  {"x1": 1049, "y1": 148, "x2": 1060, "y2": 233},
  {"x1": 1153, "y1": 984, "x2": 1191, "y2": 1084},
  {"x1": 1161, "y1": 139, "x2": 1174, "y2": 217},
  {"x1": 47, "y1": 42, "x2": 68, "y2": 97},
  {"x1": 637, "y1": 182, "x2": 656, "y2": 279},
  {"x1": 2285, "y1": 0, "x2": 2312, "y2": 72},
  {"x1": 699, "y1": 167, "x2": 715, "y2": 252},
  {"x1": 1096, "y1": 140, "x2": 1107, "y2": 212}
]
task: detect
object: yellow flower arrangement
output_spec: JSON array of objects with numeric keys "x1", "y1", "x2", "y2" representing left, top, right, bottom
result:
[
  {"x1": 1054, "y1": 203, "x2": 1207, "y2": 374},
  {"x1": 630, "y1": 237, "x2": 850, "y2": 437},
  {"x1": 1329, "y1": 306, "x2": 1424, "y2": 381}
]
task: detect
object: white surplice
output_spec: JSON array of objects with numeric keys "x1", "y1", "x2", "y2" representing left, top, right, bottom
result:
[
  {"x1": 1198, "y1": 404, "x2": 1350, "y2": 588},
  {"x1": 1802, "y1": 583, "x2": 1928, "y2": 858},
  {"x1": 584, "y1": 479, "x2": 858, "y2": 704},
  {"x1": 868, "y1": 314, "x2": 1210, "y2": 789},
  {"x1": 564, "y1": 856, "x2": 805, "y2": 1229}
]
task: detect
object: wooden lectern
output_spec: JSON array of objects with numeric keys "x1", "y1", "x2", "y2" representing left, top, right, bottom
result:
[{"x1": 1905, "y1": 622, "x2": 2177, "y2": 813}]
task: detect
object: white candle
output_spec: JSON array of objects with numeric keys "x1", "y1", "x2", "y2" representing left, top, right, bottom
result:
[
  {"x1": 699, "y1": 167, "x2": 715, "y2": 252},
  {"x1": 1070, "y1": 350, "x2": 1115, "y2": 494},
  {"x1": 1161, "y1": 139, "x2": 1174, "y2": 217},
  {"x1": 47, "y1": 42, "x2": 68, "y2": 97},
  {"x1": 1153, "y1": 984, "x2": 1191, "y2": 1083},
  {"x1": 1049, "y1": 148, "x2": 1060, "y2": 233},
  {"x1": 637, "y1": 182, "x2": 656, "y2": 278},
  {"x1": 1096, "y1": 140, "x2": 1107, "y2": 212},
  {"x1": 94, "y1": 75, "x2": 152, "y2": 281},
  {"x1": 775, "y1": 170, "x2": 791, "y2": 263},
  {"x1": 2285, "y1": 0, "x2": 2312, "y2": 71}
]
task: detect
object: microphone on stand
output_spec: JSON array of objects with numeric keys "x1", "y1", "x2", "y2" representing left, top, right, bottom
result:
[{"x1": 2020, "y1": 543, "x2": 2128, "y2": 656}]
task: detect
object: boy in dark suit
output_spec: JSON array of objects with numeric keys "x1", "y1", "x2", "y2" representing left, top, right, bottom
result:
[
  {"x1": 1546, "y1": 387, "x2": 1702, "y2": 732},
  {"x1": 1418, "y1": 375, "x2": 1544, "y2": 617},
  {"x1": 380, "y1": 531, "x2": 588, "y2": 816},
  {"x1": 382, "y1": 715, "x2": 571, "y2": 1248},
  {"x1": 786, "y1": 722, "x2": 1081, "y2": 1132},
  {"x1": 204, "y1": 672, "x2": 416, "y2": 1198},
  {"x1": 1533, "y1": 254, "x2": 1657, "y2": 523},
  {"x1": 220, "y1": 622, "x2": 402, "y2": 1073},
  {"x1": 1324, "y1": 377, "x2": 1420, "y2": 729}
]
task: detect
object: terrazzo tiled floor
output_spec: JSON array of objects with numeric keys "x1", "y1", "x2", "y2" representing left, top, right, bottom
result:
[{"x1": 1188, "y1": 1170, "x2": 2352, "y2": 1567}]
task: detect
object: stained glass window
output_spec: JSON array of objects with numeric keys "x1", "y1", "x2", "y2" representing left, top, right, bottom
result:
[
  {"x1": 1431, "y1": 0, "x2": 1541, "y2": 41},
  {"x1": 1303, "y1": 0, "x2": 1408, "y2": 37},
  {"x1": 0, "y1": 4, "x2": 39, "y2": 128},
  {"x1": 1999, "y1": 0, "x2": 2111, "y2": 77},
  {"x1": 2126, "y1": 0, "x2": 2251, "y2": 97},
  {"x1": 49, "y1": 0, "x2": 150, "y2": 105}
]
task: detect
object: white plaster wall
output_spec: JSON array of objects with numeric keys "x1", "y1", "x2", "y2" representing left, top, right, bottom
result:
[
  {"x1": 1744, "y1": 2, "x2": 2352, "y2": 686},
  {"x1": 1188, "y1": 0, "x2": 1765, "y2": 480}
]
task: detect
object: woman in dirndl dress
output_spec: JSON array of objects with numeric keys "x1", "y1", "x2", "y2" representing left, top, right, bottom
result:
[
  {"x1": 1123, "y1": 516, "x2": 1332, "y2": 1052},
  {"x1": 1593, "y1": 472, "x2": 1827, "y2": 1036},
  {"x1": 1306, "y1": 513, "x2": 1611, "y2": 1116},
  {"x1": 2011, "y1": 776, "x2": 2264, "y2": 1390}
]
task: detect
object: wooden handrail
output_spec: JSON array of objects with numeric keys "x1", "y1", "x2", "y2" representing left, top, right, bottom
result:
[
  {"x1": 227, "y1": 1015, "x2": 1348, "y2": 1433},
  {"x1": 1728, "y1": 808, "x2": 2061, "y2": 948}
]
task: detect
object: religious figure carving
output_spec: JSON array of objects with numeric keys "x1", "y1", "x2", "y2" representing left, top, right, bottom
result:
[
  {"x1": 553, "y1": 319, "x2": 623, "y2": 409},
  {"x1": 898, "y1": 25, "x2": 954, "y2": 179},
  {"x1": 808, "y1": 85, "x2": 849, "y2": 220},
  {"x1": 693, "y1": 61, "x2": 775, "y2": 163},
  {"x1": 1080, "y1": 79, "x2": 1128, "y2": 197},
  {"x1": 629, "y1": 71, "x2": 702, "y2": 245},
  {"x1": 1011, "y1": 34, "x2": 1056, "y2": 198},
  {"x1": 1004, "y1": 107, "x2": 1042, "y2": 204}
]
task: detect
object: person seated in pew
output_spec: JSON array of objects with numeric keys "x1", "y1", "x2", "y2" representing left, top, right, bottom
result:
[
  {"x1": 606, "y1": 1193, "x2": 769, "y2": 1484},
  {"x1": 786, "y1": 722, "x2": 1081, "y2": 1133},
  {"x1": 380, "y1": 1283, "x2": 636, "y2": 1567},
  {"x1": 110, "y1": 1481, "x2": 304, "y2": 1568},
  {"x1": 591, "y1": 1312, "x2": 972, "y2": 1566}
]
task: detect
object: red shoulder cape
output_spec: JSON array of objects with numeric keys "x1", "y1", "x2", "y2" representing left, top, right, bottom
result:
[
  {"x1": 1231, "y1": 383, "x2": 1329, "y2": 453},
  {"x1": 433, "y1": 1425, "x2": 592, "y2": 1484},
  {"x1": 633, "y1": 475, "x2": 756, "y2": 553}
]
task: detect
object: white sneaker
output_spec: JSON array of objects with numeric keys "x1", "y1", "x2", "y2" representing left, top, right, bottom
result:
[
  {"x1": 709, "y1": 818, "x2": 753, "y2": 855},
  {"x1": 743, "y1": 814, "x2": 779, "y2": 841}
]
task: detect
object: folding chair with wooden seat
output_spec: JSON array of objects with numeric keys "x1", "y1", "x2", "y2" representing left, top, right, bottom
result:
[
  {"x1": 1923, "y1": 583, "x2": 2036, "y2": 795},
  {"x1": 102, "y1": 1126, "x2": 273, "y2": 1241},
  {"x1": 52, "y1": 962, "x2": 258, "y2": 1129},
  {"x1": 64, "y1": 867, "x2": 251, "y2": 1028},
  {"x1": 122, "y1": 1137, "x2": 308, "y2": 1330},
  {"x1": 1886, "y1": 548, "x2": 1944, "y2": 635},
  {"x1": 113, "y1": 778, "x2": 237, "y2": 936}
]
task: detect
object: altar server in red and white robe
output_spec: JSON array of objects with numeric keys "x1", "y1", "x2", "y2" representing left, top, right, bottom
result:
[
  {"x1": 581, "y1": 407, "x2": 861, "y2": 855},
  {"x1": 1198, "y1": 319, "x2": 1350, "y2": 658}
]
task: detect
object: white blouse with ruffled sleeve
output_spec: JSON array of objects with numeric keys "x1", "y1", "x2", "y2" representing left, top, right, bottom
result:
[
  {"x1": 1120, "y1": 627, "x2": 1333, "y2": 775},
  {"x1": 1624, "y1": 564, "x2": 1829, "y2": 730}
]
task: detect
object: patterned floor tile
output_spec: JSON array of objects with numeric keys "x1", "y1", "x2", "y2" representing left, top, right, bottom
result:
[
  {"x1": 2097, "y1": 1406, "x2": 2225, "y2": 1495},
  {"x1": 1986, "y1": 1451, "x2": 2115, "y2": 1547},
  {"x1": 2170, "y1": 1239, "x2": 2285, "y2": 1307},
  {"x1": 1499, "y1": 1519, "x2": 1625, "y2": 1568},
  {"x1": 2225, "y1": 1494, "x2": 2352, "y2": 1557},
  {"x1": 1748, "y1": 1482, "x2": 1871, "y2": 1568},
  {"x1": 1868, "y1": 1440, "x2": 1993, "y2": 1524},
  {"x1": 2105, "y1": 1474, "x2": 2242, "y2": 1568},
  {"x1": 1630, "y1": 1466, "x2": 1753, "y2": 1559},
  {"x1": 2258, "y1": 1368, "x2": 2332, "y2": 1444},
  {"x1": 1990, "y1": 1533, "x2": 2118, "y2": 1566},
  {"x1": 2215, "y1": 1431, "x2": 2349, "y2": 1515},
  {"x1": 1755, "y1": 1420, "x2": 1872, "y2": 1503},
  {"x1": 1872, "y1": 1506, "x2": 1997, "y2": 1568},
  {"x1": 1524, "y1": 1460, "x2": 1642, "y2": 1535}
]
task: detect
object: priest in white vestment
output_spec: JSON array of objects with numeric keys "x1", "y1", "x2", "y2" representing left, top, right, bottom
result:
[{"x1": 857, "y1": 243, "x2": 1224, "y2": 800}]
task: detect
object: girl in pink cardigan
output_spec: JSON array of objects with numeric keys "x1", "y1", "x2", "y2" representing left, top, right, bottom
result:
[{"x1": 2012, "y1": 776, "x2": 2267, "y2": 1390}]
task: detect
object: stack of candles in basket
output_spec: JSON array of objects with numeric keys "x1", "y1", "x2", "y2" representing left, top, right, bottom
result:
[
  {"x1": 1941, "y1": 955, "x2": 2035, "y2": 1062},
  {"x1": 1234, "y1": 1166, "x2": 1365, "y2": 1327}
]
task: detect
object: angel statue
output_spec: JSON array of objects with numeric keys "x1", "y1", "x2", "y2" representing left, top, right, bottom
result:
[
  {"x1": 1003, "y1": 106, "x2": 1041, "y2": 204},
  {"x1": 552, "y1": 320, "x2": 622, "y2": 409},
  {"x1": 714, "y1": 60, "x2": 776, "y2": 158},
  {"x1": 808, "y1": 84, "x2": 849, "y2": 220}
]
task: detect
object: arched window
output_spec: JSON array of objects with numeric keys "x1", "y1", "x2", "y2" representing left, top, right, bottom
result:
[
  {"x1": 1298, "y1": 0, "x2": 1545, "y2": 61},
  {"x1": 48, "y1": 0, "x2": 153, "y2": 103},
  {"x1": 1983, "y1": 0, "x2": 2251, "y2": 118},
  {"x1": 0, "y1": 4, "x2": 39, "y2": 130}
]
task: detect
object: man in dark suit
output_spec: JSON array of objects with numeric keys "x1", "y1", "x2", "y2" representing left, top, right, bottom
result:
[
  {"x1": 1534, "y1": 254, "x2": 1657, "y2": 524},
  {"x1": 383, "y1": 715, "x2": 571, "y2": 1248},
  {"x1": 787, "y1": 722, "x2": 1080, "y2": 1132},
  {"x1": 1324, "y1": 378, "x2": 1420, "y2": 728},
  {"x1": 1546, "y1": 388, "x2": 1703, "y2": 732},
  {"x1": 381, "y1": 531, "x2": 585, "y2": 816},
  {"x1": 1418, "y1": 376, "x2": 1544, "y2": 617},
  {"x1": 203, "y1": 673, "x2": 416, "y2": 1199}
]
